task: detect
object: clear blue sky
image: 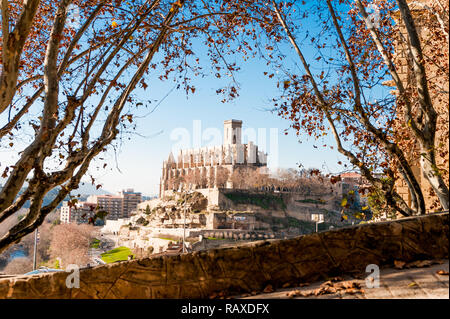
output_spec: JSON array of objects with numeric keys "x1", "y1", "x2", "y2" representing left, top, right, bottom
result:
[
  {"x1": 0, "y1": 38, "x2": 351, "y2": 198},
  {"x1": 91, "y1": 54, "x2": 350, "y2": 196},
  {"x1": 1, "y1": 4, "x2": 361, "y2": 197}
]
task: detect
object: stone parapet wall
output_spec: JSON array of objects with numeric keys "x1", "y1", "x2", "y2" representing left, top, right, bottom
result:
[{"x1": 0, "y1": 213, "x2": 447, "y2": 299}]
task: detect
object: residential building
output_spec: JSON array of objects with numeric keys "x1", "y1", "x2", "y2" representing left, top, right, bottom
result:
[
  {"x1": 60, "y1": 201, "x2": 97, "y2": 224},
  {"x1": 89, "y1": 189, "x2": 142, "y2": 220},
  {"x1": 120, "y1": 189, "x2": 142, "y2": 219}
]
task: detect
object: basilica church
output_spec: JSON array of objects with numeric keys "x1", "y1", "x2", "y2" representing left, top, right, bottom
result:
[{"x1": 159, "y1": 120, "x2": 268, "y2": 197}]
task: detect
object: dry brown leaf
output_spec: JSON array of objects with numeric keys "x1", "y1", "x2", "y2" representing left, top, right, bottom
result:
[
  {"x1": 286, "y1": 290, "x2": 306, "y2": 298},
  {"x1": 314, "y1": 285, "x2": 336, "y2": 296},
  {"x1": 436, "y1": 270, "x2": 449, "y2": 276},
  {"x1": 334, "y1": 280, "x2": 359, "y2": 289},
  {"x1": 327, "y1": 287, "x2": 337, "y2": 294},
  {"x1": 320, "y1": 280, "x2": 333, "y2": 287},
  {"x1": 298, "y1": 282, "x2": 310, "y2": 287},
  {"x1": 394, "y1": 260, "x2": 406, "y2": 269},
  {"x1": 314, "y1": 279, "x2": 365, "y2": 296},
  {"x1": 341, "y1": 281, "x2": 355, "y2": 289},
  {"x1": 345, "y1": 288, "x2": 357, "y2": 294},
  {"x1": 263, "y1": 284, "x2": 274, "y2": 293},
  {"x1": 314, "y1": 288, "x2": 322, "y2": 296},
  {"x1": 282, "y1": 282, "x2": 291, "y2": 288}
]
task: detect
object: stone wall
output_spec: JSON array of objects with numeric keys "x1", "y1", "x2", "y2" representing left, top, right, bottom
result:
[{"x1": 0, "y1": 213, "x2": 447, "y2": 299}]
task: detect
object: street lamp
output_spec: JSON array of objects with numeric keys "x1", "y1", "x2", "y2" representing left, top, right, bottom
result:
[
  {"x1": 311, "y1": 213, "x2": 324, "y2": 233},
  {"x1": 182, "y1": 190, "x2": 193, "y2": 253},
  {"x1": 183, "y1": 192, "x2": 186, "y2": 253},
  {"x1": 32, "y1": 228, "x2": 39, "y2": 270}
]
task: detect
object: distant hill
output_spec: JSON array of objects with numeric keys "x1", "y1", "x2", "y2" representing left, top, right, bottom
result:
[{"x1": 4, "y1": 183, "x2": 113, "y2": 210}]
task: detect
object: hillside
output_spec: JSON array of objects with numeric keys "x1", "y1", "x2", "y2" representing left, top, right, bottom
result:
[{"x1": 0, "y1": 183, "x2": 113, "y2": 210}]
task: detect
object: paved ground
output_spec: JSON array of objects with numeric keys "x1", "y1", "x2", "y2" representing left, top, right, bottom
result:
[
  {"x1": 86, "y1": 235, "x2": 115, "y2": 266},
  {"x1": 237, "y1": 260, "x2": 449, "y2": 299}
]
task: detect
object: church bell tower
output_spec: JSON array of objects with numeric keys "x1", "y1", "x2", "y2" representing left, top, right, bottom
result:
[{"x1": 223, "y1": 119, "x2": 242, "y2": 145}]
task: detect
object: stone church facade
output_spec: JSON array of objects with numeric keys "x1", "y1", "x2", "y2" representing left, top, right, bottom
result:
[{"x1": 159, "y1": 120, "x2": 268, "y2": 197}]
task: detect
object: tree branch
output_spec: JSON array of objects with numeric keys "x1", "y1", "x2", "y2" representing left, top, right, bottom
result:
[{"x1": 0, "y1": 0, "x2": 41, "y2": 113}]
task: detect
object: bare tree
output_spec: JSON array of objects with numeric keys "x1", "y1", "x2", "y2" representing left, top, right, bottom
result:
[
  {"x1": 200, "y1": 169, "x2": 208, "y2": 189},
  {"x1": 215, "y1": 167, "x2": 230, "y2": 188},
  {"x1": 0, "y1": 0, "x2": 280, "y2": 253},
  {"x1": 0, "y1": 0, "x2": 186, "y2": 254},
  {"x1": 267, "y1": 0, "x2": 448, "y2": 215},
  {"x1": 230, "y1": 167, "x2": 249, "y2": 189},
  {"x1": 49, "y1": 223, "x2": 95, "y2": 267},
  {"x1": 193, "y1": 169, "x2": 201, "y2": 189},
  {"x1": 2, "y1": 256, "x2": 33, "y2": 275},
  {"x1": 183, "y1": 170, "x2": 196, "y2": 190},
  {"x1": 246, "y1": 168, "x2": 268, "y2": 190}
]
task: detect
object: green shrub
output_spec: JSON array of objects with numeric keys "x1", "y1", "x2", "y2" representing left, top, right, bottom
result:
[
  {"x1": 90, "y1": 238, "x2": 100, "y2": 248},
  {"x1": 101, "y1": 247, "x2": 134, "y2": 263},
  {"x1": 225, "y1": 192, "x2": 286, "y2": 210}
]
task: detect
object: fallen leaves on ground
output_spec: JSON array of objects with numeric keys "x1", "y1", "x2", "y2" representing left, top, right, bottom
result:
[
  {"x1": 407, "y1": 282, "x2": 418, "y2": 288},
  {"x1": 286, "y1": 280, "x2": 364, "y2": 298},
  {"x1": 286, "y1": 290, "x2": 308, "y2": 298},
  {"x1": 394, "y1": 259, "x2": 442, "y2": 270},
  {"x1": 436, "y1": 270, "x2": 449, "y2": 276}
]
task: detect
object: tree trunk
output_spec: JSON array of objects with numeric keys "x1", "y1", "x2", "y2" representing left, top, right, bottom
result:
[
  {"x1": 419, "y1": 146, "x2": 450, "y2": 210},
  {"x1": 396, "y1": 0, "x2": 449, "y2": 211}
]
